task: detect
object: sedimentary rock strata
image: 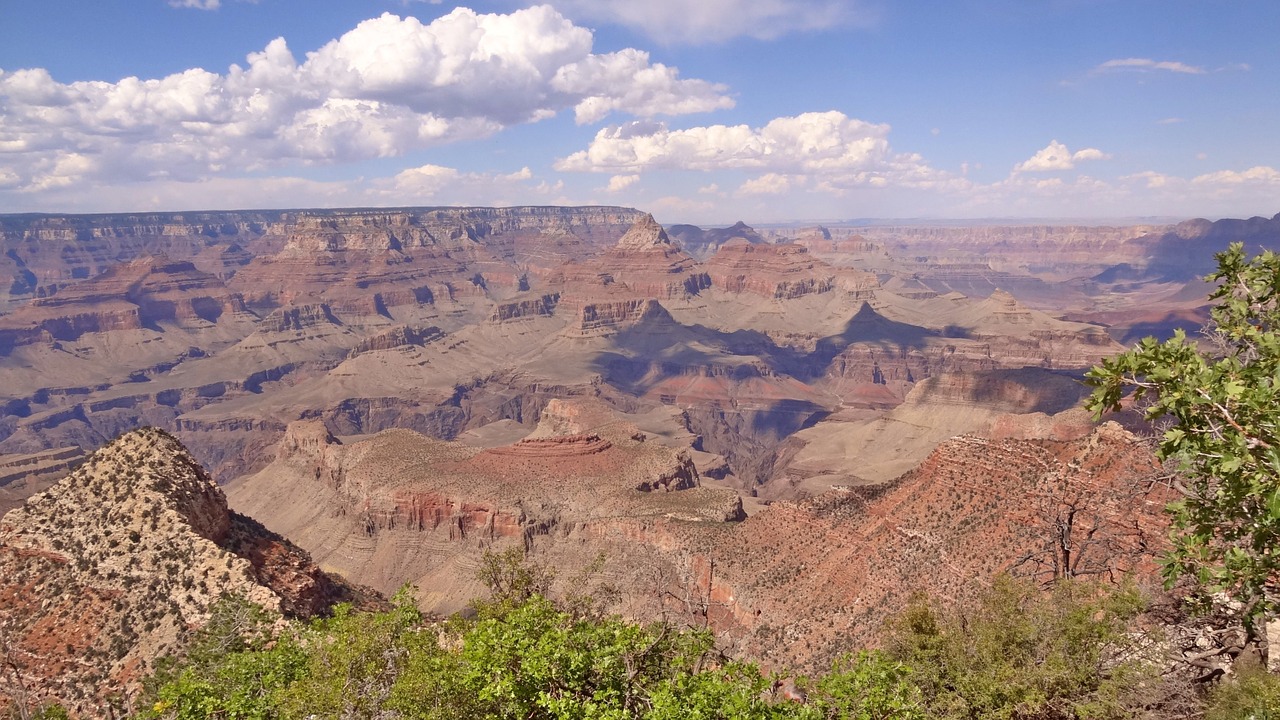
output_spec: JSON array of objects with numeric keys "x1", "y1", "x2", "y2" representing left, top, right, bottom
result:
[
  {"x1": 228, "y1": 401, "x2": 740, "y2": 613},
  {"x1": 674, "y1": 423, "x2": 1171, "y2": 671}
]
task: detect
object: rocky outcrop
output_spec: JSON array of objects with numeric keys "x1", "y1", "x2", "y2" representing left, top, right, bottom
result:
[
  {"x1": 568, "y1": 298, "x2": 676, "y2": 336},
  {"x1": 0, "y1": 428, "x2": 369, "y2": 715},
  {"x1": 0, "y1": 258, "x2": 249, "y2": 352},
  {"x1": 487, "y1": 433, "x2": 614, "y2": 457},
  {"x1": 705, "y1": 240, "x2": 837, "y2": 299},
  {"x1": 257, "y1": 303, "x2": 342, "y2": 333},
  {"x1": 555, "y1": 215, "x2": 710, "y2": 301},
  {"x1": 347, "y1": 325, "x2": 444, "y2": 357},
  {"x1": 490, "y1": 294, "x2": 560, "y2": 323}
]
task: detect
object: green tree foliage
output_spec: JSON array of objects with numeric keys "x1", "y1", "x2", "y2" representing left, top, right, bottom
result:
[
  {"x1": 275, "y1": 588, "x2": 425, "y2": 719},
  {"x1": 1204, "y1": 656, "x2": 1280, "y2": 720},
  {"x1": 474, "y1": 547, "x2": 556, "y2": 615},
  {"x1": 141, "y1": 594, "x2": 306, "y2": 720},
  {"x1": 136, "y1": 552, "x2": 926, "y2": 720},
  {"x1": 886, "y1": 576, "x2": 1148, "y2": 720},
  {"x1": 808, "y1": 652, "x2": 924, "y2": 720},
  {"x1": 1087, "y1": 243, "x2": 1280, "y2": 622},
  {"x1": 139, "y1": 553, "x2": 1159, "y2": 719}
]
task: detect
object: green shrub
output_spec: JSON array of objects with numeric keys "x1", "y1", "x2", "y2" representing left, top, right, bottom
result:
[{"x1": 887, "y1": 576, "x2": 1149, "y2": 720}]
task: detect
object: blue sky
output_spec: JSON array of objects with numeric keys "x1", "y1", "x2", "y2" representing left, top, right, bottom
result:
[{"x1": 0, "y1": 0, "x2": 1276, "y2": 223}]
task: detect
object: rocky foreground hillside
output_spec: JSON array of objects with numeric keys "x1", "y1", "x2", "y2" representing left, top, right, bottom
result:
[
  {"x1": 0, "y1": 428, "x2": 374, "y2": 714},
  {"x1": 229, "y1": 394, "x2": 1173, "y2": 673}
]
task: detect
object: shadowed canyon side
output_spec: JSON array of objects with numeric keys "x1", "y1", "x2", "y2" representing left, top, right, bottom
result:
[{"x1": 0, "y1": 427, "x2": 376, "y2": 714}]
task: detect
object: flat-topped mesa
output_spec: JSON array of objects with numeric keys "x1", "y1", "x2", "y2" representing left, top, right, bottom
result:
[
  {"x1": 489, "y1": 293, "x2": 560, "y2": 323},
  {"x1": 705, "y1": 239, "x2": 836, "y2": 299},
  {"x1": 271, "y1": 207, "x2": 650, "y2": 258},
  {"x1": 258, "y1": 303, "x2": 343, "y2": 333},
  {"x1": 347, "y1": 324, "x2": 444, "y2": 357},
  {"x1": 566, "y1": 298, "x2": 677, "y2": 337},
  {"x1": 486, "y1": 433, "x2": 614, "y2": 457}
]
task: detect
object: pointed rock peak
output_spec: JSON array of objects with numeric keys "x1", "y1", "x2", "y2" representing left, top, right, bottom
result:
[
  {"x1": 988, "y1": 288, "x2": 1019, "y2": 307},
  {"x1": 615, "y1": 214, "x2": 674, "y2": 251},
  {"x1": 724, "y1": 220, "x2": 765, "y2": 243},
  {"x1": 9, "y1": 426, "x2": 232, "y2": 545},
  {"x1": 849, "y1": 300, "x2": 889, "y2": 323}
]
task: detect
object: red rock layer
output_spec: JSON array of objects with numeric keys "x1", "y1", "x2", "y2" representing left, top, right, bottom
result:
[
  {"x1": 554, "y1": 215, "x2": 710, "y2": 301},
  {"x1": 0, "y1": 258, "x2": 247, "y2": 351},
  {"x1": 676, "y1": 423, "x2": 1172, "y2": 671},
  {"x1": 705, "y1": 239, "x2": 836, "y2": 299}
]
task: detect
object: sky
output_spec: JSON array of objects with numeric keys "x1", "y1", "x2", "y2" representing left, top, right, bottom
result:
[{"x1": 0, "y1": 0, "x2": 1277, "y2": 224}]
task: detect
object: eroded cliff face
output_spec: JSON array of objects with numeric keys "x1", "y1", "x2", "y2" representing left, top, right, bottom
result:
[
  {"x1": 0, "y1": 258, "x2": 251, "y2": 353},
  {"x1": 0, "y1": 207, "x2": 648, "y2": 309},
  {"x1": 0, "y1": 427, "x2": 369, "y2": 716},
  {"x1": 0, "y1": 211, "x2": 292, "y2": 311},
  {"x1": 705, "y1": 240, "x2": 838, "y2": 299},
  {"x1": 673, "y1": 423, "x2": 1171, "y2": 672},
  {"x1": 554, "y1": 215, "x2": 711, "y2": 302},
  {"x1": 0, "y1": 206, "x2": 1149, "y2": 519},
  {"x1": 228, "y1": 401, "x2": 742, "y2": 615}
]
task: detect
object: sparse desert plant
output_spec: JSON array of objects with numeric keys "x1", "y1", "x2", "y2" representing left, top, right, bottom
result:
[
  {"x1": 1088, "y1": 243, "x2": 1280, "y2": 625},
  {"x1": 886, "y1": 575, "x2": 1153, "y2": 720}
]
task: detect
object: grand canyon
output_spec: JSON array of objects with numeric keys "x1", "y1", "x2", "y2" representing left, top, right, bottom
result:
[{"x1": 4, "y1": 205, "x2": 1279, "y2": 710}]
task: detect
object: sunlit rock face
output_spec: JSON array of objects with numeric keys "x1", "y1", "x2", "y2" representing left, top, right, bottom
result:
[{"x1": 0, "y1": 427, "x2": 366, "y2": 715}]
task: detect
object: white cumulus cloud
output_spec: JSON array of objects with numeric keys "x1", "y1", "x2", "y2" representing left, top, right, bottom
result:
[
  {"x1": 605, "y1": 174, "x2": 640, "y2": 192},
  {"x1": 738, "y1": 173, "x2": 797, "y2": 195},
  {"x1": 169, "y1": 0, "x2": 221, "y2": 9},
  {"x1": 1013, "y1": 140, "x2": 1111, "y2": 173},
  {"x1": 0, "y1": 6, "x2": 731, "y2": 197},
  {"x1": 556, "y1": 111, "x2": 962, "y2": 194},
  {"x1": 1192, "y1": 166, "x2": 1280, "y2": 186}
]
